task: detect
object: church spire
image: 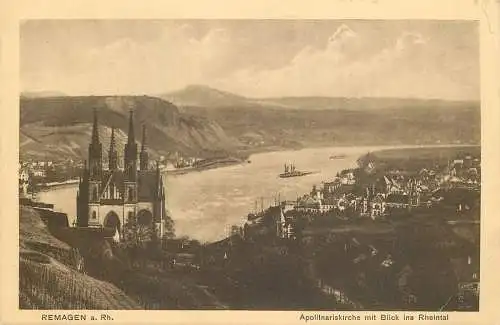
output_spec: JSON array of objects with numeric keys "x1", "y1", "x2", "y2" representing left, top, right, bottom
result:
[
  {"x1": 109, "y1": 127, "x2": 118, "y2": 170},
  {"x1": 124, "y1": 110, "x2": 138, "y2": 180},
  {"x1": 110, "y1": 127, "x2": 116, "y2": 151},
  {"x1": 140, "y1": 124, "x2": 149, "y2": 170},
  {"x1": 88, "y1": 108, "x2": 103, "y2": 179},
  {"x1": 127, "y1": 110, "x2": 135, "y2": 144},
  {"x1": 91, "y1": 107, "x2": 99, "y2": 144},
  {"x1": 91, "y1": 107, "x2": 99, "y2": 145},
  {"x1": 141, "y1": 124, "x2": 147, "y2": 152}
]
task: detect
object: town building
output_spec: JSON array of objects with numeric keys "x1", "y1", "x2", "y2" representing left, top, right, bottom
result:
[
  {"x1": 323, "y1": 180, "x2": 341, "y2": 194},
  {"x1": 280, "y1": 200, "x2": 296, "y2": 213},
  {"x1": 447, "y1": 254, "x2": 480, "y2": 310},
  {"x1": 19, "y1": 167, "x2": 30, "y2": 197},
  {"x1": 32, "y1": 168, "x2": 46, "y2": 178},
  {"x1": 369, "y1": 194, "x2": 386, "y2": 219},
  {"x1": 76, "y1": 109, "x2": 167, "y2": 242},
  {"x1": 385, "y1": 193, "x2": 410, "y2": 209}
]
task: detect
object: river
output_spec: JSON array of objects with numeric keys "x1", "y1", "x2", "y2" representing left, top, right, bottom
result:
[{"x1": 37, "y1": 145, "x2": 399, "y2": 242}]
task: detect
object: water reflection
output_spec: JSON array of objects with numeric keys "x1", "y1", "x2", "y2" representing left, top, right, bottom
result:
[{"x1": 39, "y1": 146, "x2": 385, "y2": 242}]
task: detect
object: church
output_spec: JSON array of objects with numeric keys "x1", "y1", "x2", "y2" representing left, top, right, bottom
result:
[{"x1": 76, "y1": 109, "x2": 167, "y2": 242}]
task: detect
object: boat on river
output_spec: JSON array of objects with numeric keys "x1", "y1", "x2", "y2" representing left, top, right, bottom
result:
[{"x1": 279, "y1": 163, "x2": 312, "y2": 178}]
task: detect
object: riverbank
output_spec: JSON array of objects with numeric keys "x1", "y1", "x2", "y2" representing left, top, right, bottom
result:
[
  {"x1": 209, "y1": 143, "x2": 480, "y2": 310},
  {"x1": 36, "y1": 143, "x2": 479, "y2": 242},
  {"x1": 236, "y1": 142, "x2": 480, "y2": 160},
  {"x1": 37, "y1": 179, "x2": 79, "y2": 192},
  {"x1": 166, "y1": 157, "x2": 247, "y2": 176},
  {"x1": 28, "y1": 143, "x2": 481, "y2": 310}
]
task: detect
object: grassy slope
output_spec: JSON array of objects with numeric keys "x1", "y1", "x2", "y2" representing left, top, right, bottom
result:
[
  {"x1": 163, "y1": 85, "x2": 480, "y2": 150},
  {"x1": 21, "y1": 92, "x2": 481, "y2": 161},
  {"x1": 183, "y1": 105, "x2": 480, "y2": 153},
  {"x1": 22, "y1": 208, "x2": 229, "y2": 310},
  {"x1": 19, "y1": 207, "x2": 70, "y2": 252},
  {"x1": 19, "y1": 207, "x2": 141, "y2": 309},
  {"x1": 19, "y1": 96, "x2": 241, "y2": 161}
]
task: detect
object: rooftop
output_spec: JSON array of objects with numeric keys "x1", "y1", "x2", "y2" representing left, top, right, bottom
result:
[{"x1": 386, "y1": 193, "x2": 409, "y2": 204}]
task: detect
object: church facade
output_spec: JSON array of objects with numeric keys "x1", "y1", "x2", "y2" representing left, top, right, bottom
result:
[{"x1": 76, "y1": 109, "x2": 166, "y2": 242}]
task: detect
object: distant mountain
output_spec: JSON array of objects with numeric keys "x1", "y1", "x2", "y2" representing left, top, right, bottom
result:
[
  {"x1": 20, "y1": 90, "x2": 481, "y2": 162},
  {"x1": 160, "y1": 85, "x2": 256, "y2": 108},
  {"x1": 20, "y1": 96, "x2": 242, "y2": 161},
  {"x1": 161, "y1": 85, "x2": 479, "y2": 111},
  {"x1": 160, "y1": 85, "x2": 301, "y2": 109},
  {"x1": 254, "y1": 96, "x2": 479, "y2": 111},
  {"x1": 183, "y1": 103, "x2": 481, "y2": 151},
  {"x1": 160, "y1": 85, "x2": 480, "y2": 151}
]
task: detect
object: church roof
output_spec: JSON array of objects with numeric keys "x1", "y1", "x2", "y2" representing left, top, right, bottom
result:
[
  {"x1": 100, "y1": 169, "x2": 160, "y2": 201},
  {"x1": 102, "y1": 170, "x2": 125, "y2": 191},
  {"x1": 331, "y1": 184, "x2": 355, "y2": 196},
  {"x1": 372, "y1": 194, "x2": 385, "y2": 204}
]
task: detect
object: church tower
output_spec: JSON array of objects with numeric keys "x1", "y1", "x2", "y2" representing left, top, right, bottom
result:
[
  {"x1": 108, "y1": 127, "x2": 118, "y2": 170},
  {"x1": 88, "y1": 108, "x2": 103, "y2": 180},
  {"x1": 76, "y1": 159, "x2": 90, "y2": 227},
  {"x1": 140, "y1": 124, "x2": 149, "y2": 171},
  {"x1": 124, "y1": 110, "x2": 138, "y2": 179},
  {"x1": 87, "y1": 108, "x2": 102, "y2": 223},
  {"x1": 76, "y1": 107, "x2": 169, "y2": 240},
  {"x1": 124, "y1": 110, "x2": 138, "y2": 203}
]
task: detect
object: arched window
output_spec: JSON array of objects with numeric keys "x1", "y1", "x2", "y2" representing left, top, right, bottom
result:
[
  {"x1": 92, "y1": 211, "x2": 97, "y2": 219},
  {"x1": 128, "y1": 188, "x2": 134, "y2": 201},
  {"x1": 128, "y1": 211, "x2": 134, "y2": 223},
  {"x1": 92, "y1": 187, "x2": 98, "y2": 201},
  {"x1": 137, "y1": 209, "x2": 153, "y2": 225},
  {"x1": 110, "y1": 184, "x2": 115, "y2": 199}
]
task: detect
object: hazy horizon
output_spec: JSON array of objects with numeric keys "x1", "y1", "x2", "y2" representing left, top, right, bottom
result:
[
  {"x1": 21, "y1": 20, "x2": 479, "y2": 101},
  {"x1": 20, "y1": 84, "x2": 481, "y2": 102}
]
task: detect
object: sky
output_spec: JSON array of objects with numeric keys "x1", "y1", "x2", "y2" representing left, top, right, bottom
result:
[{"x1": 20, "y1": 20, "x2": 479, "y2": 100}]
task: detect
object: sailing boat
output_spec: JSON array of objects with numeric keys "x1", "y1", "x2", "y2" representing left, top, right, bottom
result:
[{"x1": 279, "y1": 162, "x2": 312, "y2": 178}]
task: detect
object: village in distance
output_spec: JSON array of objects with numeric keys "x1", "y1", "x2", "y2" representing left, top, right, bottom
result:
[
  {"x1": 18, "y1": 19, "x2": 481, "y2": 312},
  {"x1": 19, "y1": 109, "x2": 481, "y2": 310}
]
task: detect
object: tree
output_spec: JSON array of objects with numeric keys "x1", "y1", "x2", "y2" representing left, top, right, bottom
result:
[
  {"x1": 163, "y1": 209, "x2": 175, "y2": 239},
  {"x1": 137, "y1": 224, "x2": 154, "y2": 244},
  {"x1": 122, "y1": 221, "x2": 139, "y2": 248}
]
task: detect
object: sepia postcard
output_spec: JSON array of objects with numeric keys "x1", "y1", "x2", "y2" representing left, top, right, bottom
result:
[{"x1": 1, "y1": 0, "x2": 500, "y2": 324}]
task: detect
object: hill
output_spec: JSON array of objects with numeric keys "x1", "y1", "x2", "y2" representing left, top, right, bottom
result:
[
  {"x1": 161, "y1": 85, "x2": 256, "y2": 108},
  {"x1": 161, "y1": 84, "x2": 478, "y2": 111},
  {"x1": 19, "y1": 207, "x2": 141, "y2": 309},
  {"x1": 161, "y1": 85, "x2": 480, "y2": 152},
  {"x1": 20, "y1": 96, "x2": 242, "y2": 161},
  {"x1": 20, "y1": 89, "x2": 481, "y2": 161},
  {"x1": 255, "y1": 96, "x2": 478, "y2": 111},
  {"x1": 183, "y1": 104, "x2": 480, "y2": 152},
  {"x1": 19, "y1": 206, "x2": 229, "y2": 309}
]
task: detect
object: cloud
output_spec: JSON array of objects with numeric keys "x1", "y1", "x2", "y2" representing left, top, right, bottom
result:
[
  {"x1": 26, "y1": 24, "x2": 235, "y2": 95},
  {"x1": 395, "y1": 32, "x2": 427, "y2": 52},
  {"x1": 327, "y1": 23, "x2": 357, "y2": 45},
  {"x1": 213, "y1": 27, "x2": 476, "y2": 100},
  {"x1": 21, "y1": 21, "x2": 478, "y2": 100}
]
